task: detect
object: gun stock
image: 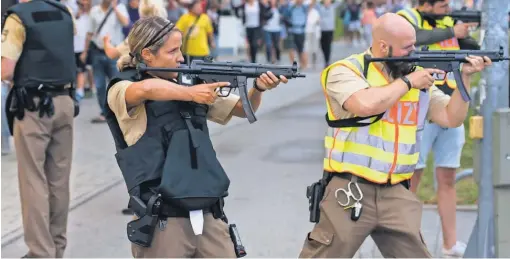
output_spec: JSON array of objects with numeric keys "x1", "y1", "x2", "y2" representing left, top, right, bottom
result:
[{"x1": 137, "y1": 59, "x2": 306, "y2": 123}]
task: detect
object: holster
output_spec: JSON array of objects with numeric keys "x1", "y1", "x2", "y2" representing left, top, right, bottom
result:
[
  {"x1": 306, "y1": 172, "x2": 333, "y2": 223},
  {"x1": 5, "y1": 86, "x2": 36, "y2": 135},
  {"x1": 126, "y1": 194, "x2": 162, "y2": 247}
]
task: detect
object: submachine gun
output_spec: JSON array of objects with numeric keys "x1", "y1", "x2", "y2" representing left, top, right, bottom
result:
[
  {"x1": 363, "y1": 46, "x2": 510, "y2": 102},
  {"x1": 137, "y1": 58, "x2": 306, "y2": 123}
]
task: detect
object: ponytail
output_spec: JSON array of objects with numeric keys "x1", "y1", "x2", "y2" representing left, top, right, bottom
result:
[{"x1": 117, "y1": 53, "x2": 138, "y2": 72}]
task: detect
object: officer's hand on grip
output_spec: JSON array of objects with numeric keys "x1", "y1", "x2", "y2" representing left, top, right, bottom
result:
[
  {"x1": 453, "y1": 22, "x2": 478, "y2": 39},
  {"x1": 188, "y1": 82, "x2": 231, "y2": 105},
  {"x1": 461, "y1": 56, "x2": 492, "y2": 77},
  {"x1": 405, "y1": 68, "x2": 445, "y2": 90},
  {"x1": 255, "y1": 71, "x2": 289, "y2": 91}
]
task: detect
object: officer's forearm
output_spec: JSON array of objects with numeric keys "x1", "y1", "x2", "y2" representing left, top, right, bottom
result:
[
  {"x1": 232, "y1": 88, "x2": 262, "y2": 118},
  {"x1": 125, "y1": 79, "x2": 193, "y2": 107},
  {"x1": 343, "y1": 79, "x2": 409, "y2": 117},
  {"x1": 413, "y1": 24, "x2": 455, "y2": 46},
  {"x1": 444, "y1": 75, "x2": 471, "y2": 127}
]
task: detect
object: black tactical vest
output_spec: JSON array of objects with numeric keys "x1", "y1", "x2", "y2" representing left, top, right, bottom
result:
[
  {"x1": 105, "y1": 69, "x2": 230, "y2": 212},
  {"x1": 5, "y1": 0, "x2": 76, "y2": 88}
]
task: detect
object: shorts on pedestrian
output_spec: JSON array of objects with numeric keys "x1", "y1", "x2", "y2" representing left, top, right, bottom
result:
[
  {"x1": 347, "y1": 20, "x2": 362, "y2": 32},
  {"x1": 416, "y1": 121, "x2": 466, "y2": 170},
  {"x1": 292, "y1": 33, "x2": 305, "y2": 54},
  {"x1": 74, "y1": 52, "x2": 91, "y2": 73}
]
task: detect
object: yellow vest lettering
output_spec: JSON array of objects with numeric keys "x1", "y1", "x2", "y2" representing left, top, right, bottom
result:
[{"x1": 321, "y1": 52, "x2": 430, "y2": 184}]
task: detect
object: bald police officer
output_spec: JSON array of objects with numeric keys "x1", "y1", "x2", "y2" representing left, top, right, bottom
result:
[{"x1": 1, "y1": 0, "x2": 77, "y2": 257}]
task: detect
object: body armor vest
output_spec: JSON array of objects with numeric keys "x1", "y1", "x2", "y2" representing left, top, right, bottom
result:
[
  {"x1": 105, "y1": 69, "x2": 230, "y2": 211},
  {"x1": 5, "y1": 0, "x2": 76, "y2": 89}
]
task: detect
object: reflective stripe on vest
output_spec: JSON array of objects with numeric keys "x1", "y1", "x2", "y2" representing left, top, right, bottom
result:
[
  {"x1": 321, "y1": 52, "x2": 430, "y2": 184},
  {"x1": 397, "y1": 8, "x2": 422, "y2": 27}
]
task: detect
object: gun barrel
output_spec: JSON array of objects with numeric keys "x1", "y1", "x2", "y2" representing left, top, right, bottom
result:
[{"x1": 139, "y1": 64, "x2": 306, "y2": 78}]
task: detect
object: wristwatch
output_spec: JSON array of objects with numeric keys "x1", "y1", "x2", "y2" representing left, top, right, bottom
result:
[
  {"x1": 253, "y1": 79, "x2": 266, "y2": 92},
  {"x1": 400, "y1": 76, "x2": 412, "y2": 90}
]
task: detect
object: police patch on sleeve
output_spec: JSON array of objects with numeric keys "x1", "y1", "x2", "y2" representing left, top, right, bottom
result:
[{"x1": 1, "y1": 29, "x2": 8, "y2": 42}]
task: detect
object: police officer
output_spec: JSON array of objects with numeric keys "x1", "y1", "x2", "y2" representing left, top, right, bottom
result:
[
  {"x1": 298, "y1": 13, "x2": 490, "y2": 258},
  {"x1": 105, "y1": 16, "x2": 288, "y2": 257},
  {"x1": 1, "y1": 0, "x2": 77, "y2": 258},
  {"x1": 397, "y1": 1, "x2": 478, "y2": 256}
]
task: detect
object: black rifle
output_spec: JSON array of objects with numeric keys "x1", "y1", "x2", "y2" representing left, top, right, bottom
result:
[
  {"x1": 363, "y1": 46, "x2": 510, "y2": 102},
  {"x1": 137, "y1": 59, "x2": 306, "y2": 123},
  {"x1": 423, "y1": 9, "x2": 510, "y2": 26}
]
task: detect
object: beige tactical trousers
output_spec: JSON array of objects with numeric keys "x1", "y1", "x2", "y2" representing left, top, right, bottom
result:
[
  {"x1": 131, "y1": 213, "x2": 237, "y2": 258},
  {"x1": 14, "y1": 95, "x2": 74, "y2": 258},
  {"x1": 299, "y1": 174, "x2": 432, "y2": 258}
]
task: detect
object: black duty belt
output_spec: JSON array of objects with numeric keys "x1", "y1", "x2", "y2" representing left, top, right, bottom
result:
[
  {"x1": 159, "y1": 203, "x2": 213, "y2": 218},
  {"x1": 332, "y1": 172, "x2": 410, "y2": 189},
  {"x1": 25, "y1": 86, "x2": 71, "y2": 97}
]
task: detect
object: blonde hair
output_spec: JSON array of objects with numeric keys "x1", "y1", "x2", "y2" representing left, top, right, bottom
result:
[
  {"x1": 117, "y1": 17, "x2": 179, "y2": 71},
  {"x1": 139, "y1": 0, "x2": 168, "y2": 18}
]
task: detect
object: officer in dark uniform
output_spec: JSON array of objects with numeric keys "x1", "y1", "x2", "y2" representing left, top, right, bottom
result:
[
  {"x1": 1, "y1": 0, "x2": 78, "y2": 257},
  {"x1": 105, "y1": 16, "x2": 288, "y2": 257}
]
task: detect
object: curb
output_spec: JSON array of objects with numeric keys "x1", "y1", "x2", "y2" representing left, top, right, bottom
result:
[{"x1": 422, "y1": 204, "x2": 478, "y2": 211}]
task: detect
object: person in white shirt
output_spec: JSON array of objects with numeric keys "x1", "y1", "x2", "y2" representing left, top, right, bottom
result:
[
  {"x1": 80, "y1": 0, "x2": 129, "y2": 123},
  {"x1": 263, "y1": 0, "x2": 282, "y2": 63},
  {"x1": 304, "y1": 5, "x2": 320, "y2": 69}
]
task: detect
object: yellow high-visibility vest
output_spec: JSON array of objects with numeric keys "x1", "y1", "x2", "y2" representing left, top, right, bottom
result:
[
  {"x1": 321, "y1": 52, "x2": 430, "y2": 184},
  {"x1": 397, "y1": 8, "x2": 459, "y2": 89}
]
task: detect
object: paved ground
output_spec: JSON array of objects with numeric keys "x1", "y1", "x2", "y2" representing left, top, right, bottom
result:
[{"x1": 1, "y1": 42, "x2": 477, "y2": 258}]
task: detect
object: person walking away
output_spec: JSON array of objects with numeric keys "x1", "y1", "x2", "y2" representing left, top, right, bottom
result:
[
  {"x1": 343, "y1": 0, "x2": 362, "y2": 46},
  {"x1": 316, "y1": 0, "x2": 340, "y2": 68},
  {"x1": 232, "y1": 0, "x2": 273, "y2": 63},
  {"x1": 298, "y1": 13, "x2": 490, "y2": 258},
  {"x1": 304, "y1": 5, "x2": 320, "y2": 69},
  {"x1": 74, "y1": 0, "x2": 93, "y2": 102},
  {"x1": 80, "y1": 0, "x2": 129, "y2": 123},
  {"x1": 176, "y1": 0, "x2": 215, "y2": 64},
  {"x1": 282, "y1": 0, "x2": 316, "y2": 68},
  {"x1": 361, "y1": 1, "x2": 377, "y2": 46},
  {"x1": 263, "y1": 0, "x2": 283, "y2": 63},
  {"x1": 397, "y1": 0, "x2": 479, "y2": 256},
  {"x1": 105, "y1": 16, "x2": 287, "y2": 257},
  {"x1": 1, "y1": 0, "x2": 79, "y2": 257}
]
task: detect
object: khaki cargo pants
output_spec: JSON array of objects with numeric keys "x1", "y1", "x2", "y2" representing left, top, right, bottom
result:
[
  {"x1": 13, "y1": 95, "x2": 74, "y2": 258},
  {"x1": 131, "y1": 213, "x2": 237, "y2": 258},
  {"x1": 299, "y1": 175, "x2": 432, "y2": 258}
]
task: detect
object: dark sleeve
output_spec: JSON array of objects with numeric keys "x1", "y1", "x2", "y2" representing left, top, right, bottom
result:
[
  {"x1": 458, "y1": 36, "x2": 481, "y2": 50},
  {"x1": 412, "y1": 23, "x2": 456, "y2": 46}
]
